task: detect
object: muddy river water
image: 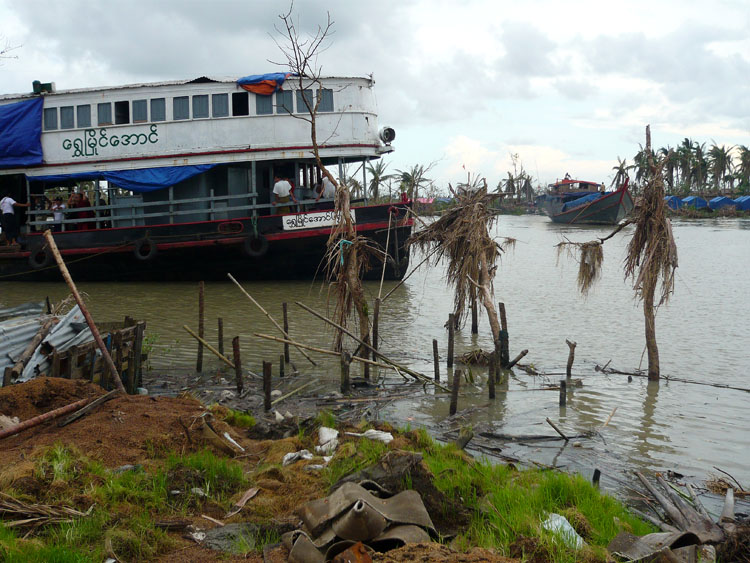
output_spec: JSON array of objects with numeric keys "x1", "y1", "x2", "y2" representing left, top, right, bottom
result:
[{"x1": 2, "y1": 214, "x2": 749, "y2": 507}]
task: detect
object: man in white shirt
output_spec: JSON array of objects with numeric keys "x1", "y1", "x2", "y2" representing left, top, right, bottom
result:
[
  {"x1": 0, "y1": 194, "x2": 30, "y2": 245},
  {"x1": 51, "y1": 197, "x2": 67, "y2": 232},
  {"x1": 315, "y1": 176, "x2": 336, "y2": 202},
  {"x1": 272, "y1": 175, "x2": 298, "y2": 214}
]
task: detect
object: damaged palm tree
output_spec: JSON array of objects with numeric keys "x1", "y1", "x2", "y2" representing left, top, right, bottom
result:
[
  {"x1": 408, "y1": 178, "x2": 514, "y2": 381},
  {"x1": 557, "y1": 125, "x2": 678, "y2": 380},
  {"x1": 274, "y1": 6, "x2": 372, "y2": 360}
]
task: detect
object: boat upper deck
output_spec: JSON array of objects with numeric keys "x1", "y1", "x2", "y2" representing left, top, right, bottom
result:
[{"x1": 0, "y1": 75, "x2": 391, "y2": 176}]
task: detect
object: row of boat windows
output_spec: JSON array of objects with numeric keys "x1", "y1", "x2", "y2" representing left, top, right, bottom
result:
[{"x1": 42, "y1": 88, "x2": 334, "y2": 131}]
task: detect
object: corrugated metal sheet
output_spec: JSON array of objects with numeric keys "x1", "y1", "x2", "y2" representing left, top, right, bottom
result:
[
  {"x1": 0, "y1": 316, "x2": 43, "y2": 374},
  {"x1": 0, "y1": 302, "x2": 45, "y2": 322}
]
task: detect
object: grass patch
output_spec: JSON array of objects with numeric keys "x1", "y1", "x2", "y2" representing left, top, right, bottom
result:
[
  {"x1": 323, "y1": 437, "x2": 389, "y2": 487},
  {"x1": 418, "y1": 433, "x2": 654, "y2": 562},
  {"x1": 166, "y1": 448, "x2": 247, "y2": 501},
  {"x1": 223, "y1": 409, "x2": 256, "y2": 428},
  {"x1": 315, "y1": 409, "x2": 337, "y2": 429}
]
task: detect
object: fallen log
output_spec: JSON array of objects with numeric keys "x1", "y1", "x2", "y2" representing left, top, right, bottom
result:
[{"x1": 0, "y1": 397, "x2": 93, "y2": 440}]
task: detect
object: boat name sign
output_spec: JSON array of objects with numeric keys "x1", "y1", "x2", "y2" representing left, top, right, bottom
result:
[
  {"x1": 62, "y1": 125, "x2": 160, "y2": 158},
  {"x1": 282, "y1": 209, "x2": 357, "y2": 231}
]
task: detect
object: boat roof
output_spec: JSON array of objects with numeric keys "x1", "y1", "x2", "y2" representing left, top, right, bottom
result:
[
  {"x1": 0, "y1": 74, "x2": 372, "y2": 101},
  {"x1": 548, "y1": 178, "x2": 601, "y2": 188}
]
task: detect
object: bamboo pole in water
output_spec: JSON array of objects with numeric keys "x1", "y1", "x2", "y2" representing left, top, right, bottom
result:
[
  {"x1": 232, "y1": 336, "x2": 243, "y2": 394},
  {"x1": 197, "y1": 281, "x2": 205, "y2": 372},
  {"x1": 447, "y1": 313, "x2": 455, "y2": 369},
  {"x1": 42, "y1": 230, "x2": 126, "y2": 394}
]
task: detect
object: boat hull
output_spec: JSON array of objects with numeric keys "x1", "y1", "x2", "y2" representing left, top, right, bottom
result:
[
  {"x1": 0, "y1": 203, "x2": 412, "y2": 282},
  {"x1": 541, "y1": 187, "x2": 634, "y2": 225}
]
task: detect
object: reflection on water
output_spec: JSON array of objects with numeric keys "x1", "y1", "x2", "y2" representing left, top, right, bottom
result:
[{"x1": 2, "y1": 215, "x2": 749, "y2": 487}]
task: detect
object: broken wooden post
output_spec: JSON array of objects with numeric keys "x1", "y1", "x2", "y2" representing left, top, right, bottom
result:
[
  {"x1": 498, "y1": 302, "x2": 510, "y2": 368},
  {"x1": 263, "y1": 361, "x2": 272, "y2": 411},
  {"x1": 593, "y1": 469, "x2": 601, "y2": 488},
  {"x1": 197, "y1": 281, "x2": 205, "y2": 373},
  {"x1": 566, "y1": 339, "x2": 576, "y2": 378},
  {"x1": 449, "y1": 369, "x2": 461, "y2": 415},
  {"x1": 282, "y1": 303, "x2": 290, "y2": 363},
  {"x1": 340, "y1": 351, "x2": 351, "y2": 394},
  {"x1": 432, "y1": 339, "x2": 439, "y2": 381},
  {"x1": 217, "y1": 318, "x2": 224, "y2": 357},
  {"x1": 559, "y1": 379, "x2": 566, "y2": 406},
  {"x1": 133, "y1": 321, "x2": 146, "y2": 390},
  {"x1": 506, "y1": 349, "x2": 528, "y2": 370},
  {"x1": 471, "y1": 297, "x2": 478, "y2": 334},
  {"x1": 447, "y1": 313, "x2": 455, "y2": 368},
  {"x1": 42, "y1": 230, "x2": 126, "y2": 394},
  {"x1": 279, "y1": 354, "x2": 285, "y2": 378},
  {"x1": 3, "y1": 367, "x2": 11, "y2": 388},
  {"x1": 232, "y1": 337, "x2": 243, "y2": 394}
]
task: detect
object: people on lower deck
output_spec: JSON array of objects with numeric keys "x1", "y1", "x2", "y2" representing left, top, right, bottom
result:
[
  {"x1": 51, "y1": 197, "x2": 66, "y2": 232},
  {"x1": 272, "y1": 175, "x2": 297, "y2": 214},
  {"x1": 0, "y1": 193, "x2": 30, "y2": 245}
]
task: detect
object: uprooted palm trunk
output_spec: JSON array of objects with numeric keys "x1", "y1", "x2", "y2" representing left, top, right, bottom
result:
[
  {"x1": 557, "y1": 125, "x2": 677, "y2": 380},
  {"x1": 408, "y1": 182, "x2": 512, "y2": 366}
]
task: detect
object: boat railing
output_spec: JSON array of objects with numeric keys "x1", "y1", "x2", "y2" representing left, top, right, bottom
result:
[{"x1": 25, "y1": 191, "x2": 337, "y2": 232}]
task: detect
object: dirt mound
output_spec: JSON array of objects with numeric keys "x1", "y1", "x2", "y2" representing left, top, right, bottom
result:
[
  {"x1": 0, "y1": 379, "x2": 209, "y2": 470},
  {"x1": 372, "y1": 542, "x2": 516, "y2": 562},
  {"x1": 0, "y1": 377, "x2": 105, "y2": 421}
]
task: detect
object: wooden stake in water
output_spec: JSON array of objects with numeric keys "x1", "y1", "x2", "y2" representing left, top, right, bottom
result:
[
  {"x1": 566, "y1": 339, "x2": 576, "y2": 378},
  {"x1": 279, "y1": 354, "x2": 285, "y2": 378},
  {"x1": 263, "y1": 361, "x2": 272, "y2": 411},
  {"x1": 432, "y1": 339, "x2": 440, "y2": 381},
  {"x1": 498, "y1": 302, "x2": 509, "y2": 368},
  {"x1": 488, "y1": 351, "x2": 496, "y2": 399},
  {"x1": 450, "y1": 369, "x2": 461, "y2": 415},
  {"x1": 197, "y1": 281, "x2": 205, "y2": 373},
  {"x1": 471, "y1": 297, "x2": 478, "y2": 334},
  {"x1": 559, "y1": 379, "x2": 567, "y2": 407},
  {"x1": 340, "y1": 351, "x2": 351, "y2": 394},
  {"x1": 217, "y1": 317, "x2": 224, "y2": 357},
  {"x1": 372, "y1": 298, "x2": 380, "y2": 362},
  {"x1": 232, "y1": 336, "x2": 243, "y2": 394},
  {"x1": 282, "y1": 303, "x2": 290, "y2": 363},
  {"x1": 447, "y1": 313, "x2": 455, "y2": 369}
]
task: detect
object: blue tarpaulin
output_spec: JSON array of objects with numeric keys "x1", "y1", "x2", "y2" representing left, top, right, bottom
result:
[
  {"x1": 0, "y1": 97, "x2": 44, "y2": 168},
  {"x1": 709, "y1": 196, "x2": 737, "y2": 210},
  {"x1": 27, "y1": 164, "x2": 217, "y2": 193},
  {"x1": 682, "y1": 196, "x2": 708, "y2": 209},
  {"x1": 734, "y1": 195, "x2": 750, "y2": 211},
  {"x1": 562, "y1": 192, "x2": 602, "y2": 212},
  {"x1": 664, "y1": 195, "x2": 683, "y2": 210}
]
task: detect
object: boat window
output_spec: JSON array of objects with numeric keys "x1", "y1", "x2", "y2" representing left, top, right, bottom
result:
[
  {"x1": 212, "y1": 93, "x2": 228, "y2": 117},
  {"x1": 43, "y1": 107, "x2": 58, "y2": 130},
  {"x1": 77, "y1": 104, "x2": 91, "y2": 128},
  {"x1": 133, "y1": 99, "x2": 148, "y2": 122},
  {"x1": 114, "y1": 101, "x2": 130, "y2": 125},
  {"x1": 232, "y1": 92, "x2": 249, "y2": 116},
  {"x1": 98, "y1": 102, "x2": 112, "y2": 125},
  {"x1": 255, "y1": 94, "x2": 272, "y2": 115},
  {"x1": 318, "y1": 88, "x2": 333, "y2": 112},
  {"x1": 193, "y1": 95, "x2": 209, "y2": 118},
  {"x1": 173, "y1": 96, "x2": 189, "y2": 120},
  {"x1": 276, "y1": 90, "x2": 293, "y2": 114},
  {"x1": 60, "y1": 106, "x2": 74, "y2": 129},
  {"x1": 296, "y1": 89, "x2": 313, "y2": 113},
  {"x1": 151, "y1": 98, "x2": 166, "y2": 122}
]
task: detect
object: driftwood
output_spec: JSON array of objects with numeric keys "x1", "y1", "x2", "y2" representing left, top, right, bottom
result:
[
  {"x1": 0, "y1": 491, "x2": 89, "y2": 528},
  {"x1": 43, "y1": 230, "x2": 126, "y2": 394},
  {"x1": 635, "y1": 471, "x2": 726, "y2": 544},
  {"x1": 545, "y1": 417, "x2": 569, "y2": 441},
  {"x1": 596, "y1": 363, "x2": 750, "y2": 394},
  {"x1": 58, "y1": 389, "x2": 120, "y2": 427}
]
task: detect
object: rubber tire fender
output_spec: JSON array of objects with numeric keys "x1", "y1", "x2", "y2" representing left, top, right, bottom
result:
[
  {"x1": 133, "y1": 237, "x2": 158, "y2": 261},
  {"x1": 243, "y1": 234, "x2": 269, "y2": 258},
  {"x1": 28, "y1": 246, "x2": 53, "y2": 269}
]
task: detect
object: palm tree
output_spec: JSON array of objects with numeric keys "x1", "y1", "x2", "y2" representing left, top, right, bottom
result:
[
  {"x1": 612, "y1": 157, "x2": 630, "y2": 190},
  {"x1": 395, "y1": 164, "x2": 433, "y2": 200},
  {"x1": 658, "y1": 146, "x2": 677, "y2": 193},
  {"x1": 632, "y1": 145, "x2": 653, "y2": 192},
  {"x1": 366, "y1": 160, "x2": 393, "y2": 202},
  {"x1": 735, "y1": 145, "x2": 750, "y2": 193},
  {"x1": 708, "y1": 143, "x2": 734, "y2": 193},
  {"x1": 676, "y1": 138, "x2": 694, "y2": 193},
  {"x1": 691, "y1": 142, "x2": 708, "y2": 194}
]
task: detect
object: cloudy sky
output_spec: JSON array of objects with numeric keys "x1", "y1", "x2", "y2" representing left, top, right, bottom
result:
[{"x1": 1, "y1": 0, "x2": 748, "y2": 190}]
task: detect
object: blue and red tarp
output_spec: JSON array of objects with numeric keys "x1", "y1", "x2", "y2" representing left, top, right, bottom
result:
[
  {"x1": 0, "y1": 97, "x2": 44, "y2": 168},
  {"x1": 237, "y1": 73, "x2": 296, "y2": 96}
]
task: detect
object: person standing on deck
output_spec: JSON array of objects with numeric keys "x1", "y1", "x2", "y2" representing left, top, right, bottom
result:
[
  {"x1": 0, "y1": 193, "x2": 30, "y2": 246},
  {"x1": 51, "y1": 197, "x2": 66, "y2": 232},
  {"x1": 272, "y1": 175, "x2": 297, "y2": 214}
]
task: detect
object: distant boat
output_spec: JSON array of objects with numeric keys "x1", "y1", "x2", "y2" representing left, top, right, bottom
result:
[{"x1": 536, "y1": 177, "x2": 634, "y2": 225}]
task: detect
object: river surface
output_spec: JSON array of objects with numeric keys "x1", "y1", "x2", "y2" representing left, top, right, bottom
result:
[{"x1": 2, "y1": 214, "x2": 749, "y2": 509}]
